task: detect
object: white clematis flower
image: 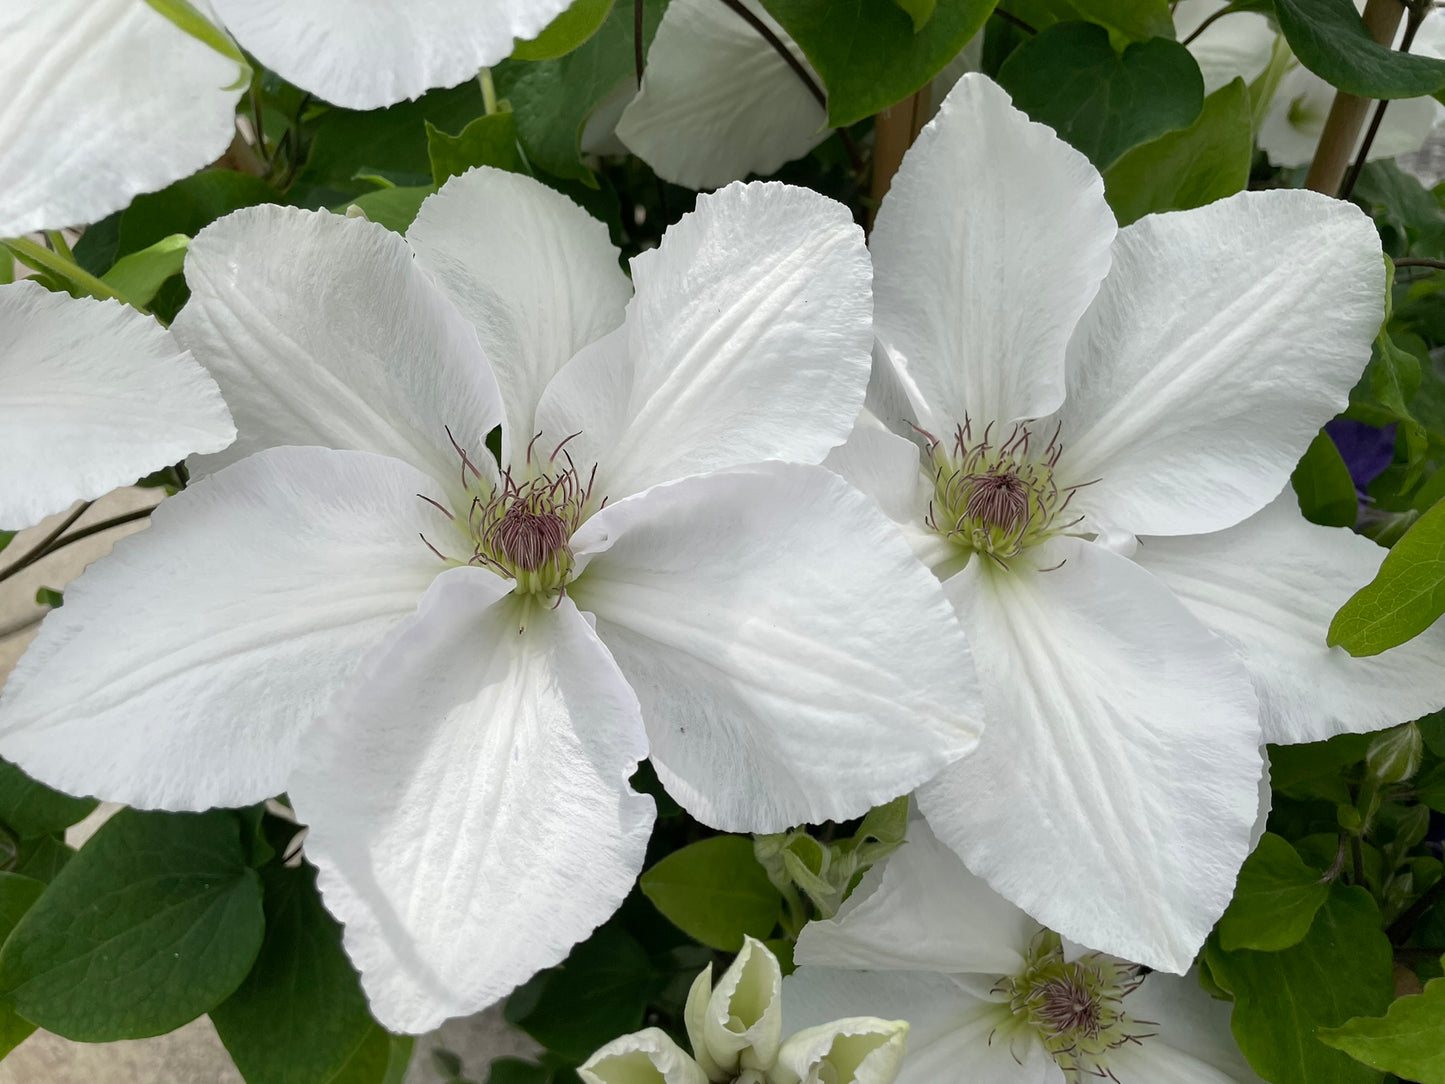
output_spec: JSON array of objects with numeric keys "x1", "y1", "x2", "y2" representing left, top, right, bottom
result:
[
  {"x1": 613, "y1": 0, "x2": 981, "y2": 189},
  {"x1": 208, "y1": 0, "x2": 573, "y2": 109},
  {"x1": 1176, "y1": 0, "x2": 1445, "y2": 168},
  {"x1": 828, "y1": 73, "x2": 1399, "y2": 973},
  {"x1": 786, "y1": 819, "x2": 1264, "y2": 1084},
  {"x1": 0, "y1": 280, "x2": 234, "y2": 529},
  {"x1": 0, "y1": 0, "x2": 246, "y2": 237},
  {"x1": 582, "y1": 937, "x2": 908, "y2": 1084},
  {"x1": 0, "y1": 167, "x2": 982, "y2": 1031}
]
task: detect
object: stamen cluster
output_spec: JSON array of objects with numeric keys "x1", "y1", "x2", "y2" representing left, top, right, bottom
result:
[
  {"x1": 995, "y1": 931, "x2": 1154, "y2": 1082},
  {"x1": 923, "y1": 418, "x2": 1080, "y2": 567},
  {"x1": 425, "y1": 430, "x2": 601, "y2": 600}
]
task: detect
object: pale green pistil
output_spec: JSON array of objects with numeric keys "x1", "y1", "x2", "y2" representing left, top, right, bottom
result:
[
  {"x1": 924, "y1": 419, "x2": 1078, "y2": 567},
  {"x1": 999, "y1": 931, "x2": 1153, "y2": 1080}
]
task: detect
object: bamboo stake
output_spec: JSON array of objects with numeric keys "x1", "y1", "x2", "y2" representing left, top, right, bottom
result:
[
  {"x1": 869, "y1": 88, "x2": 931, "y2": 228},
  {"x1": 1305, "y1": 0, "x2": 1407, "y2": 195}
]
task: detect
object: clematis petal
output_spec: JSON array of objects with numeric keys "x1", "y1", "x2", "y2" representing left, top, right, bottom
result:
[
  {"x1": 796, "y1": 817, "x2": 1039, "y2": 979},
  {"x1": 207, "y1": 0, "x2": 571, "y2": 110},
  {"x1": 0, "y1": 446, "x2": 450, "y2": 810},
  {"x1": 0, "y1": 0, "x2": 244, "y2": 236},
  {"x1": 569, "y1": 462, "x2": 982, "y2": 833},
  {"x1": 822, "y1": 418, "x2": 954, "y2": 574},
  {"x1": 1107, "y1": 973, "x2": 1264, "y2": 1082},
  {"x1": 1134, "y1": 495, "x2": 1445, "y2": 745},
  {"x1": 1056, "y1": 190, "x2": 1384, "y2": 539},
  {"x1": 783, "y1": 969, "x2": 1059, "y2": 1084},
  {"x1": 771, "y1": 1017, "x2": 909, "y2": 1084},
  {"x1": 870, "y1": 74, "x2": 1116, "y2": 429},
  {"x1": 535, "y1": 181, "x2": 871, "y2": 501},
  {"x1": 0, "y1": 281, "x2": 234, "y2": 529},
  {"x1": 615, "y1": 0, "x2": 827, "y2": 190},
  {"x1": 172, "y1": 204, "x2": 501, "y2": 485},
  {"x1": 406, "y1": 167, "x2": 631, "y2": 466},
  {"x1": 917, "y1": 537, "x2": 1263, "y2": 973},
  {"x1": 1175, "y1": 1, "x2": 1275, "y2": 95},
  {"x1": 580, "y1": 1028, "x2": 709, "y2": 1084},
  {"x1": 291, "y1": 576, "x2": 655, "y2": 1034}
]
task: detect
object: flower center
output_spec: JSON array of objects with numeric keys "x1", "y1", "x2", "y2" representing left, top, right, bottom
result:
[
  {"x1": 997, "y1": 932, "x2": 1153, "y2": 1080},
  {"x1": 923, "y1": 419, "x2": 1081, "y2": 567},
  {"x1": 423, "y1": 429, "x2": 601, "y2": 600}
]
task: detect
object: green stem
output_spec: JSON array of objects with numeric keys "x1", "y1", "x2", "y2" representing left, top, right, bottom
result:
[
  {"x1": 2, "y1": 238, "x2": 129, "y2": 306},
  {"x1": 0, "y1": 507, "x2": 152, "y2": 587}
]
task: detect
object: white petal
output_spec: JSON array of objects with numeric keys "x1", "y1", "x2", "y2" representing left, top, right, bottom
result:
[
  {"x1": 535, "y1": 182, "x2": 872, "y2": 501},
  {"x1": 1057, "y1": 190, "x2": 1384, "y2": 538},
  {"x1": 173, "y1": 204, "x2": 501, "y2": 486},
  {"x1": 0, "y1": 0, "x2": 243, "y2": 236},
  {"x1": 1176, "y1": 1, "x2": 1275, "y2": 95},
  {"x1": 291, "y1": 578, "x2": 655, "y2": 1033},
  {"x1": 773, "y1": 1018, "x2": 909, "y2": 1084},
  {"x1": 870, "y1": 74, "x2": 1117, "y2": 429},
  {"x1": 1107, "y1": 972, "x2": 1263, "y2": 1082},
  {"x1": 580, "y1": 1028, "x2": 710, "y2": 1084},
  {"x1": 209, "y1": 0, "x2": 571, "y2": 110},
  {"x1": 702, "y1": 936, "x2": 783, "y2": 1074},
  {"x1": 821, "y1": 419, "x2": 954, "y2": 575},
  {"x1": 0, "y1": 446, "x2": 449, "y2": 809},
  {"x1": 616, "y1": 0, "x2": 827, "y2": 189},
  {"x1": 407, "y1": 167, "x2": 631, "y2": 466},
  {"x1": 795, "y1": 817, "x2": 1040, "y2": 978},
  {"x1": 917, "y1": 537, "x2": 1264, "y2": 973},
  {"x1": 684, "y1": 966, "x2": 728, "y2": 1081},
  {"x1": 783, "y1": 969, "x2": 1059, "y2": 1084},
  {"x1": 1134, "y1": 495, "x2": 1445, "y2": 745},
  {"x1": 0, "y1": 281, "x2": 234, "y2": 529},
  {"x1": 570, "y1": 463, "x2": 982, "y2": 832}
]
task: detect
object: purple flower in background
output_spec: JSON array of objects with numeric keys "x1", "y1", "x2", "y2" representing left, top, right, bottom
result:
[{"x1": 1326, "y1": 418, "x2": 1397, "y2": 502}]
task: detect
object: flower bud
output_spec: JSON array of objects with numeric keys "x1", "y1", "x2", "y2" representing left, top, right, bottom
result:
[
  {"x1": 1366, "y1": 722, "x2": 1423, "y2": 785},
  {"x1": 770, "y1": 1017, "x2": 909, "y2": 1084},
  {"x1": 685, "y1": 936, "x2": 784, "y2": 1078},
  {"x1": 579, "y1": 1028, "x2": 710, "y2": 1084}
]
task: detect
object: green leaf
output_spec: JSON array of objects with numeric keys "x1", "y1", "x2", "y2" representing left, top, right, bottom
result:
[
  {"x1": 0, "y1": 874, "x2": 45, "y2": 1060},
  {"x1": 1274, "y1": 0, "x2": 1445, "y2": 100},
  {"x1": 327, "y1": 1025, "x2": 413, "y2": 1084},
  {"x1": 1004, "y1": 0, "x2": 1175, "y2": 42},
  {"x1": 1321, "y1": 972, "x2": 1445, "y2": 1081},
  {"x1": 1292, "y1": 428, "x2": 1361, "y2": 529},
  {"x1": 891, "y1": 0, "x2": 937, "y2": 32},
  {"x1": 494, "y1": 0, "x2": 665, "y2": 183},
  {"x1": 504, "y1": 926, "x2": 654, "y2": 1062},
  {"x1": 1217, "y1": 834, "x2": 1330, "y2": 952},
  {"x1": 31, "y1": 587, "x2": 62, "y2": 610},
  {"x1": 0, "y1": 809, "x2": 264, "y2": 1041},
  {"x1": 1329, "y1": 496, "x2": 1445, "y2": 656},
  {"x1": 336, "y1": 186, "x2": 435, "y2": 234},
  {"x1": 512, "y1": 0, "x2": 616, "y2": 59},
  {"x1": 760, "y1": 0, "x2": 998, "y2": 126},
  {"x1": 996, "y1": 20, "x2": 1204, "y2": 169},
  {"x1": 427, "y1": 113, "x2": 523, "y2": 187},
  {"x1": 11, "y1": 835, "x2": 74, "y2": 884},
  {"x1": 99, "y1": 234, "x2": 190, "y2": 309},
  {"x1": 1102, "y1": 78, "x2": 1253, "y2": 226},
  {"x1": 1209, "y1": 886, "x2": 1395, "y2": 1084},
  {"x1": 211, "y1": 858, "x2": 375, "y2": 1084},
  {"x1": 296, "y1": 82, "x2": 486, "y2": 199},
  {"x1": 0, "y1": 758, "x2": 96, "y2": 841},
  {"x1": 640, "y1": 835, "x2": 783, "y2": 951},
  {"x1": 0, "y1": 532, "x2": 13, "y2": 555},
  {"x1": 486, "y1": 1058, "x2": 551, "y2": 1084}
]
